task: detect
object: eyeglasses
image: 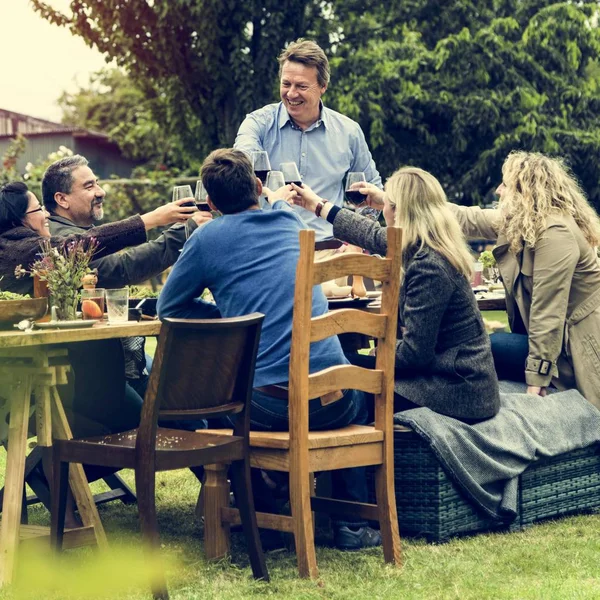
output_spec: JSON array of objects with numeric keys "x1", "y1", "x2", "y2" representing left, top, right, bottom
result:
[{"x1": 25, "y1": 206, "x2": 44, "y2": 215}]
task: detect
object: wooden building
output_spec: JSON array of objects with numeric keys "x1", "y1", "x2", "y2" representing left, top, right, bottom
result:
[{"x1": 0, "y1": 108, "x2": 139, "y2": 179}]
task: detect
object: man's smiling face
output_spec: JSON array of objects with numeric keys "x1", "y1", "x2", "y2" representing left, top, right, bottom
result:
[
  {"x1": 62, "y1": 165, "x2": 106, "y2": 226},
  {"x1": 280, "y1": 61, "x2": 326, "y2": 130}
]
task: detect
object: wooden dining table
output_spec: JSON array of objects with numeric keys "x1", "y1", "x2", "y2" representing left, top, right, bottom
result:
[{"x1": 0, "y1": 320, "x2": 161, "y2": 585}]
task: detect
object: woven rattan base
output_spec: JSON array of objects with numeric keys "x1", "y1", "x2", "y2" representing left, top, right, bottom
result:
[{"x1": 368, "y1": 429, "x2": 600, "y2": 542}]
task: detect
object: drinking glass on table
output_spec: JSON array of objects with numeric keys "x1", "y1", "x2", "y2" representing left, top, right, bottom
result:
[
  {"x1": 345, "y1": 172, "x2": 367, "y2": 205},
  {"x1": 106, "y1": 288, "x2": 129, "y2": 324},
  {"x1": 252, "y1": 151, "x2": 271, "y2": 184},
  {"x1": 280, "y1": 162, "x2": 302, "y2": 186},
  {"x1": 80, "y1": 288, "x2": 105, "y2": 320}
]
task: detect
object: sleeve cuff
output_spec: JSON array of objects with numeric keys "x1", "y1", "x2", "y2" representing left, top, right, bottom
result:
[{"x1": 326, "y1": 205, "x2": 342, "y2": 224}]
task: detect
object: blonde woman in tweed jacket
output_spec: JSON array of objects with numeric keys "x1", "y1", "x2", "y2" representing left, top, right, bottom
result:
[{"x1": 291, "y1": 168, "x2": 500, "y2": 421}]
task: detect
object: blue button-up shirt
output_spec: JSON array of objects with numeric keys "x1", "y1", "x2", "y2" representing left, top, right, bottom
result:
[{"x1": 234, "y1": 102, "x2": 382, "y2": 241}]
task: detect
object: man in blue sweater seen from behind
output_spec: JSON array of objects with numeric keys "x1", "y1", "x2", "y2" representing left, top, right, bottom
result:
[{"x1": 157, "y1": 148, "x2": 380, "y2": 550}]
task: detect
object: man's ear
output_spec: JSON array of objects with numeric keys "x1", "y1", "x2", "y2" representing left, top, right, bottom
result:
[
  {"x1": 54, "y1": 192, "x2": 69, "y2": 210},
  {"x1": 256, "y1": 178, "x2": 263, "y2": 197},
  {"x1": 207, "y1": 196, "x2": 218, "y2": 212}
]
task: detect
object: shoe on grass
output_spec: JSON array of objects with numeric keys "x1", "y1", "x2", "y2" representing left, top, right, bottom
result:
[{"x1": 334, "y1": 526, "x2": 382, "y2": 551}]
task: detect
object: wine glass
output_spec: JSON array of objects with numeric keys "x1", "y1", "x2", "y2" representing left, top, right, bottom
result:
[
  {"x1": 345, "y1": 172, "x2": 367, "y2": 205},
  {"x1": 172, "y1": 185, "x2": 195, "y2": 240},
  {"x1": 172, "y1": 185, "x2": 194, "y2": 206},
  {"x1": 194, "y1": 180, "x2": 210, "y2": 212},
  {"x1": 280, "y1": 162, "x2": 302, "y2": 186},
  {"x1": 252, "y1": 151, "x2": 271, "y2": 184},
  {"x1": 265, "y1": 170, "x2": 285, "y2": 191}
]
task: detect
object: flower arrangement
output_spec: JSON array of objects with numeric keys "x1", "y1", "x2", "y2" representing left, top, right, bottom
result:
[{"x1": 15, "y1": 238, "x2": 99, "y2": 321}]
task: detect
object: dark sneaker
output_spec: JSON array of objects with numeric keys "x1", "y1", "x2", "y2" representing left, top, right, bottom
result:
[{"x1": 334, "y1": 526, "x2": 382, "y2": 551}]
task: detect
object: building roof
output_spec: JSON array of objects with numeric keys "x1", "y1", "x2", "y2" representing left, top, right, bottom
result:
[{"x1": 0, "y1": 108, "x2": 107, "y2": 140}]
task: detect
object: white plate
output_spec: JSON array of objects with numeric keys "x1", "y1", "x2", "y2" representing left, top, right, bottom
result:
[{"x1": 35, "y1": 319, "x2": 100, "y2": 330}]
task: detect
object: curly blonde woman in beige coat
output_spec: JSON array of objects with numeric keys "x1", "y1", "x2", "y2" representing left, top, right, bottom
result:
[{"x1": 452, "y1": 152, "x2": 600, "y2": 407}]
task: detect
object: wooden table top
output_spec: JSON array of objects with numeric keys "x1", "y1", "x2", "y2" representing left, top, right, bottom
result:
[{"x1": 0, "y1": 319, "x2": 161, "y2": 350}]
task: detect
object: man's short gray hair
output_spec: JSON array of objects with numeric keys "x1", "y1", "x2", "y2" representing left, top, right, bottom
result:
[
  {"x1": 42, "y1": 154, "x2": 89, "y2": 212},
  {"x1": 278, "y1": 39, "x2": 330, "y2": 88}
]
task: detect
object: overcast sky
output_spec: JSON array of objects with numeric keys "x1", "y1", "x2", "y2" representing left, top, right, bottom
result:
[{"x1": 0, "y1": 1, "x2": 110, "y2": 122}]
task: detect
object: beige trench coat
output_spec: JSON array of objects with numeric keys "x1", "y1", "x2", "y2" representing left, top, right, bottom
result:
[{"x1": 450, "y1": 204, "x2": 600, "y2": 409}]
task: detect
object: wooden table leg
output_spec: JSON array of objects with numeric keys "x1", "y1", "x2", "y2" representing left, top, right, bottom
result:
[
  {"x1": 0, "y1": 374, "x2": 33, "y2": 585},
  {"x1": 49, "y1": 387, "x2": 108, "y2": 549}
]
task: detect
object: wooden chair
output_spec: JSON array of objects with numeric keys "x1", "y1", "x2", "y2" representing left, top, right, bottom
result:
[
  {"x1": 50, "y1": 315, "x2": 269, "y2": 599},
  {"x1": 204, "y1": 227, "x2": 403, "y2": 578}
]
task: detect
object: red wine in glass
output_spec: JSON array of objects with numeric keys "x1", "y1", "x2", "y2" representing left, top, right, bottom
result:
[
  {"x1": 345, "y1": 190, "x2": 365, "y2": 205},
  {"x1": 280, "y1": 162, "x2": 303, "y2": 187},
  {"x1": 254, "y1": 170, "x2": 270, "y2": 184},
  {"x1": 195, "y1": 202, "x2": 211, "y2": 211}
]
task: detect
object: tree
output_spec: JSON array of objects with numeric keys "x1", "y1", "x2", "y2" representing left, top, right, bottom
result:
[
  {"x1": 32, "y1": 0, "x2": 332, "y2": 157},
  {"x1": 57, "y1": 67, "x2": 191, "y2": 168},
  {"x1": 32, "y1": 1, "x2": 600, "y2": 210},
  {"x1": 327, "y1": 2, "x2": 600, "y2": 209}
]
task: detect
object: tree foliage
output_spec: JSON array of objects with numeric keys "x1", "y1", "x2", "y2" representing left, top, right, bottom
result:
[
  {"x1": 58, "y1": 68, "x2": 193, "y2": 168},
  {"x1": 32, "y1": 0, "x2": 600, "y2": 210}
]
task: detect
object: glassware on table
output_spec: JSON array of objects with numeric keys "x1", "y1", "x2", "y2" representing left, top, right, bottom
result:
[
  {"x1": 252, "y1": 151, "x2": 271, "y2": 185},
  {"x1": 172, "y1": 185, "x2": 195, "y2": 207},
  {"x1": 280, "y1": 162, "x2": 302, "y2": 186},
  {"x1": 194, "y1": 180, "x2": 210, "y2": 212},
  {"x1": 471, "y1": 262, "x2": 484, "y2": 288},
  {"x1": 80, "y1": 288, "x2": 105, "y2": 320},
  {"x1": 105, "y1": 288, "x2": 129, "y2": 323},
  {"x1": 345, "y1": 172, "x2": 367, "y2": 205}
]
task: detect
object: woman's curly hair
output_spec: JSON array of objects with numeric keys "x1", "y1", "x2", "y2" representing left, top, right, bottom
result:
[{"x1": 499, "y1": 151, "x2": 600, "y2": 253}]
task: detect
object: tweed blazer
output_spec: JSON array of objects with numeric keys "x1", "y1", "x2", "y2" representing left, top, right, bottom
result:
[
  {"x1": 0, "y1": 216, "x2": 147, "y2": 295},
  {"x1": 332, "y1": 209, "x2": 500, "y2": 420},
  {"x1": 450, "y1": 204, "x2": 600, "y2": 409}
]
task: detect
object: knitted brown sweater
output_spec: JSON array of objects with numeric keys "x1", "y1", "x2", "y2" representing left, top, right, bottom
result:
[{"x1": 0, "y1": 216, "x2": 147, "y2": 295}]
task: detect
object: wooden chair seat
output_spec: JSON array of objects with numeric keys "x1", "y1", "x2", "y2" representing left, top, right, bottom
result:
[
  {"x1": 202, "y1": 425, "x2": 383, "y2": 450},
  {"x1": 55, "y1": 429, "x2": 245, "y2": 470}
]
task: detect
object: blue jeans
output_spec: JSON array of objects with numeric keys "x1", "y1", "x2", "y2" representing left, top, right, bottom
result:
[
  {"x1": 490, "y1": 332, "x2": 529, "y2": 383},
  {"x1": 249, "y1": 387, "x2": 369, "y2": 528}
]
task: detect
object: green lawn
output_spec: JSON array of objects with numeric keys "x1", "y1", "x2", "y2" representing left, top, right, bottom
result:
[
  {"x1": 3, "y1": 459, "x2": 600, "y2": 600},
  {"x1": 7, "y1": 309, "x2": 596, "y2": 599}
]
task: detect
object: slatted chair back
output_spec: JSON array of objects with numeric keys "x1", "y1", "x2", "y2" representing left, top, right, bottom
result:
[
  {"x1": 137, "y1": 314, "x2": 264, "y2": 447},
  {"x1": 289, "y1": 227, "x2": 402, "y2": 440}
]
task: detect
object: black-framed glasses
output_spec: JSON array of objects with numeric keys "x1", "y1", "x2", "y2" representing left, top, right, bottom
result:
[{"x1": 25, "y1": 206, "x2": 44, "y2": 215}]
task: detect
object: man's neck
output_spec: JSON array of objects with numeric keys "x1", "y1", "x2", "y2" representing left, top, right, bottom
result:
[{"x1": 51, "y1": 207, "x2": 92, "y2": 227}]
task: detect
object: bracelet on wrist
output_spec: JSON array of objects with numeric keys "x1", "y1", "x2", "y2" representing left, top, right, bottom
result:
[{"x1": 315, "y1": 199, "x2": 328, "y2": 218}]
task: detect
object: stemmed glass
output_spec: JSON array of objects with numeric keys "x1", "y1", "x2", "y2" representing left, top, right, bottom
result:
[
  {"x1": 265, "y1": 171, "x2": 285, "y2": 191},
  {"x1": 194, "y1": 180, "x2": 210, "y2": 211},
  {"x1": 252, "y1": 151, "x2": 271, "y2": 184},
  {"x1": 172, "y1": 185, "x2": 195, "y2": 240},
  {"x1": 345, "y1": 172, "x2": 366, "y2": 205},
  {"x1": 280, "y1": 162, "x2": 302, "y2": 186},
  {"x1": 172, "y1": 185, "x2": 194, "y2": 206}
]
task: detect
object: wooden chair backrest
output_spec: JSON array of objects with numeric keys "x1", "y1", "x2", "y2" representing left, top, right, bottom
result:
[
  {"x1": 137, "y1": 314, "x2": 264, "y2": 442},
  {"x1": 289, "y1": 227, "x2": 402, "y2": 439}
]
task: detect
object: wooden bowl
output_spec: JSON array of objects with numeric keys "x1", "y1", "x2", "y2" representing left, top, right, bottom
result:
[{"x1": 0, "y1": 297, "x2": 48, "y2": 327}]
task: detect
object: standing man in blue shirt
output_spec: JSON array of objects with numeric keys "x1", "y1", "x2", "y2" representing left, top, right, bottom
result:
[{"x1": 234, "y1": 39, "x2": 382, "y2": 247}]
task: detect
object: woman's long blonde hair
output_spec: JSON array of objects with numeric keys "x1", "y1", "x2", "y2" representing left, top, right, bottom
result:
[
  {"x1": 386, "y1": 167, "x2": 473, "y2": 279},
  {"x1": 499, "y1": 151, "x2": 600, "y2": 253}
]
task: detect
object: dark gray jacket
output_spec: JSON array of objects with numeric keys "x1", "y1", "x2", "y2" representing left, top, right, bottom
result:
[
  {"x1": 333, "y1": 209, "x2": 500, "y2": 420},
  {"x1": 48, "y1": 214, "x2": 194, "y2": 288}
]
